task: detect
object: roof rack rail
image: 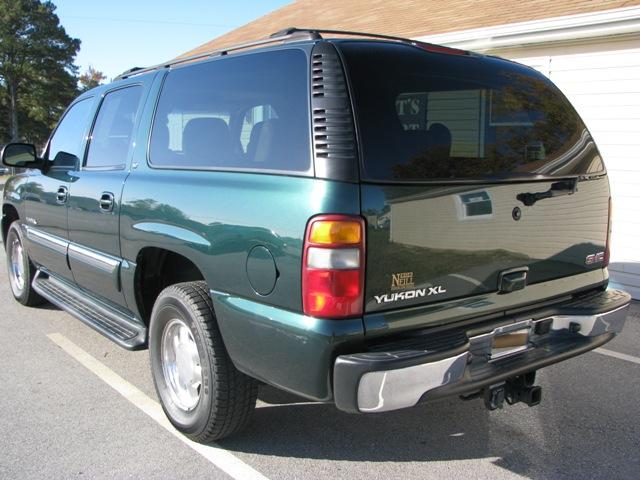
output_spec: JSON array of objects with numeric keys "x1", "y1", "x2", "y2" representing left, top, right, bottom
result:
[
  {"x1": 114, "y1": 26, "x2": 469, "y2": 81},
  {"x1": 114, "y1": 27, "x2": 319, "y2": 80},
  {"x1": 117, "y1": 66, "x2": 144, "y2": 78},
  {"x1": 271, "y1": 27, "x2": 419, "y2": 45},
  {"x1": 279, "y1": 27, "x2": 471, "y2": 55}
]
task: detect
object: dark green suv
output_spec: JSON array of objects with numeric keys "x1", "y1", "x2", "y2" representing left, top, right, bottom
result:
[{"x1": 1, "y1": 28, "x2": 631, "y2": 442}]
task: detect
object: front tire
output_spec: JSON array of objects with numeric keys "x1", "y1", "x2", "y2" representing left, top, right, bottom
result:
[
  {"x1": 5, "y1": 222, "x2": 43, "y2": 306},
  {"x1": 149, "y1": 281, "x2": 258, "y2": 443}
]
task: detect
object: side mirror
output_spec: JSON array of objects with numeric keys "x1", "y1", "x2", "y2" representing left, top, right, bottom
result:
[{"x1": 1, "y1": 143, "x2": 43, "y2": 169}]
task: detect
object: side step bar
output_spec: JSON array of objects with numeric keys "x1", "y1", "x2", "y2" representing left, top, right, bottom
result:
[{"x1": 32, "y1": 270, "x2": 147, "y2": 350}]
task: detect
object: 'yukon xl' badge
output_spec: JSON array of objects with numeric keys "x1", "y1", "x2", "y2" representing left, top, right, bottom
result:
[{"x1": 375, "y1": 272, "x2": 446, "y2": 304}]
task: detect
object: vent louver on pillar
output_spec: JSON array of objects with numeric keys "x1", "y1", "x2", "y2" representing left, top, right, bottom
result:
[{"x1": 310, "y1": 42, "x2": 358, "y2": 182}]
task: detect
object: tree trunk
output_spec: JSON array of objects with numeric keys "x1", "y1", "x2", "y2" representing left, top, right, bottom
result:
[{"x1": 8, "y1": 79, "x2": 19, "y2": 142}]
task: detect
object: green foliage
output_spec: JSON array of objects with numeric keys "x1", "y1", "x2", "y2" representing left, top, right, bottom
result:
[{"x1": 0, "y1": 0, "x2": 80, "y2": 146}]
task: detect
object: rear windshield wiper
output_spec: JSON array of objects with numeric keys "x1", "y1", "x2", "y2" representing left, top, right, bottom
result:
[{"x1": 516, "y1": 179, "x2": 577, "y2": 206}]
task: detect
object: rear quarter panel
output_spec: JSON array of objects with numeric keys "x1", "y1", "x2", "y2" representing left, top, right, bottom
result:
[{"x1": 119, "y1": 168, "x2": 360, "y2": 312}]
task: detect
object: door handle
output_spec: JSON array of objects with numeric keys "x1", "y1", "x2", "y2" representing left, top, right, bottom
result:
[
  {"x1": 56, "y1": 186, "x2": 68, "y2": 204},
  {"x1": 517, "y1": 179, "x2": 578, "y2": 206},
  {"x1": 99, "y1": 192, "x2": 115, "y2": 212}
]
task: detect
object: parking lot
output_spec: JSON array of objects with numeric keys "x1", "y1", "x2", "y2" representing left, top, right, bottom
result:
[{"x1": 0, "y1": 254, "x2": 639, "y2": 479}]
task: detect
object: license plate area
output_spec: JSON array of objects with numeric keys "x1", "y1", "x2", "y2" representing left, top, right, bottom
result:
[{"x1": 490, "y1": 326, "x2": 531, "y2": 360}]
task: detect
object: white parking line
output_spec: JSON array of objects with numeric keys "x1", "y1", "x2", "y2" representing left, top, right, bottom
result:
[
  {"x1": 47, "y1": 333, "x2": 269, "y2": 480},
  {"x1": 594, "y1": 347, "x2": 640, "y2": 365}
]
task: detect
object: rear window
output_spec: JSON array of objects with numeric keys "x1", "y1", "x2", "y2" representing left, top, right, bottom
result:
[
  {"x1": 339, "y1": 42, "x2": 604, "y2": 182},
  {"x1": 149, "y1": 49, "x2": 310, "y2": 173}
]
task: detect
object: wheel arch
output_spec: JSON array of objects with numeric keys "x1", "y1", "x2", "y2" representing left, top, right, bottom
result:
[
  {"x1": 133, "y1": 246, "x2": 206, "y2": 325},
  {"x1": 2, "y1": 203, "x2": 20, "y2": 247}
]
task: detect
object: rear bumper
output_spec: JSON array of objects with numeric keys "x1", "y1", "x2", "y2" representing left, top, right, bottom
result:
[{"x1": 334, "y1": 289, "x2": 631, "y2": 413}]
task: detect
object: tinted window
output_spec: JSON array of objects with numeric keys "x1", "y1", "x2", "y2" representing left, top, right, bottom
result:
[
  {"x1": 240, "y1": 104, "x2": 277, "y2": 152},
  {"x1": 86, "y1": 86, "x2": 143, "y2": 168},
  {"x1": 150, "y1": 49, "x2": 310, "y2": 172},
  {"x1": 48, "y1": 98, "x2": 94, "y2": 167},
  {"x1": 340, "y1": 42, "x2": 605, "y2": 182}
]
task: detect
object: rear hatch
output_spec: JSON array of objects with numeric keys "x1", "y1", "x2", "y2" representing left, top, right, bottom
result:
[{"x1": 337, "y1": 41, "x2": 610, "y2": 313}]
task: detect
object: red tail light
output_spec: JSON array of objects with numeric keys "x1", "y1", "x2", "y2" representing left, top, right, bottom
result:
[
  {"x1": 302, "y1": 215, "x2": 365, "y2": 318},
  {"x1": 604, "y1": 197, "x2": 612, "y2": 267}
]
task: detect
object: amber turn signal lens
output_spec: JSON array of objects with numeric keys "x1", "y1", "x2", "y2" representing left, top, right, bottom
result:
[{"x1": 309, "y1": 220, "x2": 361, "y2": 245}]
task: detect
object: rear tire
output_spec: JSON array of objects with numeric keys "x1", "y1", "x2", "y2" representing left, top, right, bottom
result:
[
  {"x1": 149, "y1": 281, "x2": 258, "y2": 443},
  {"x1": 5, "y1": 222, "x2": 44, "y2": 306}
]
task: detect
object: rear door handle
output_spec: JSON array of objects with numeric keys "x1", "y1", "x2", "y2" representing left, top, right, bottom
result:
[
  {"x1": 517, "y1": 179, "x2": 578, "y2": 206},
  {"x1": 56, "y1": 186, "x2": 68, "y2": 204},
  {"x1": 99, "y1": 192, "x2": 115, "y2": 212}
]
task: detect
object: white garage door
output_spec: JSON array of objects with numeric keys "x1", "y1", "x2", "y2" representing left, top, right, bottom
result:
[{"x1": 507, "y1": 38, "x2": 640, "y2": 298}]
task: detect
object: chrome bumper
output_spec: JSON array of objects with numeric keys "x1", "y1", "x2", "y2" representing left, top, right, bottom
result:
[{"x1": 333, "y1": 290, "x2": 630, "y2": 414}]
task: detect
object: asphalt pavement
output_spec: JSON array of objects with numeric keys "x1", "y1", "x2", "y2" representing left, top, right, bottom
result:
[{"x1": 0, "y1": 253, "x2": 639, "y2": 479}]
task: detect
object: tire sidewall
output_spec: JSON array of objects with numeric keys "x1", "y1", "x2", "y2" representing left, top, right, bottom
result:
[
  {"x1": 149, "y1": 290, "x2": 214, "y2": 435},
  {"x1": 6, "y1": 223, "x2": 30, "y2": 303}
]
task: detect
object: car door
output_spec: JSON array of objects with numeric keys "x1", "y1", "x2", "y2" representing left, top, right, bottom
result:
[
  {"x1": 23, "y1": 97, "x2": 96, "y2": 282},
  {"x1": 67, "y1": 83, "x2": 145, "y2": 307}
]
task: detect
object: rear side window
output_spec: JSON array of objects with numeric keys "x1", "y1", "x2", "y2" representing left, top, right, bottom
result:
[
  {"x1": 150, "y1": 49, "x2": 310, "y2": 173},
  {"x1": 339, "y1": 42, "x2": 605, "y2": 182},
  {"x1": 48, "y1": 98, "x2": 94, "y2": 168},
  {"x1": 86, "y1": 86, "x2": 143, "y2": 169}
]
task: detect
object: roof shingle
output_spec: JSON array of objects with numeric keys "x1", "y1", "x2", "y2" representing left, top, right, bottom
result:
[{"x1": 181, "y1": 0, "x2": 640, "y2": 57}]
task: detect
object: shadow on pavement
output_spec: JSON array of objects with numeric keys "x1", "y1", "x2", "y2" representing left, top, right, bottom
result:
[{"x1": 219, "y1": 368, "x2": 639, "y2": 479}]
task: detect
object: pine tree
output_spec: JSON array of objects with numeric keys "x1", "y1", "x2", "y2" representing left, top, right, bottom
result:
[{"x1": 0, "y1": 0, "x2": 80, "y2": 145}]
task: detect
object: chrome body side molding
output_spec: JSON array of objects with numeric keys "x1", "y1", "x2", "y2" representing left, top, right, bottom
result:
[
  {"x1": 24, "y1": 226, "x2": 122, "y2": 292},
  {"x1": 68, "y1": 243, "x2": 120, "y2": 274},
  {"x1": 25, "y1": 226, "x2": 68, "y2": 256}
]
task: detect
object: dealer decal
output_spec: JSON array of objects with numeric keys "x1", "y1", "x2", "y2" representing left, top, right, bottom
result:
[{"x1": 391, "y1": 271, "x2": 415, "y2": 291}]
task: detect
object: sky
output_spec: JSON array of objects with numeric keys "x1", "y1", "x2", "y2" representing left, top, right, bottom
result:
[{"x1": 52, "y1": 0, "x2": 292, "y2": 81}]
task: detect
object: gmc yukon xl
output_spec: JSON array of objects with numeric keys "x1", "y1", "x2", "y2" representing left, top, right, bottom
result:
[{"x1": 1, "y1": 28, "x2": 630, "y2": 442}]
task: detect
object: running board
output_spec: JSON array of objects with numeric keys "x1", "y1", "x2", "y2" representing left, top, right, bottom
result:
[{"x1": 32, "y1": 270, "x2": 147, "y2": 350}]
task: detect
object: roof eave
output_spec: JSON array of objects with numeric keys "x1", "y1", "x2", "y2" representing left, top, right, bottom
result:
[{"x1": 414, "y1": 5, "x2": 640, "y2": 52}]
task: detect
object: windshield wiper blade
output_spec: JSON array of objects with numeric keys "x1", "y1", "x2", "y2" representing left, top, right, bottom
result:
[{"x1": 516, "y1": 179, "x2": 577, "y2": 206}]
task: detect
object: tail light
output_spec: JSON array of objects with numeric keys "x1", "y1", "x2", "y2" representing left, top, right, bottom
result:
[
  {"x1": 604, "y1": 197, "x2": 612, "y2": 267},
  {"x1": 302, "y1": 215, "x2": 365, "y2": 318}
]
